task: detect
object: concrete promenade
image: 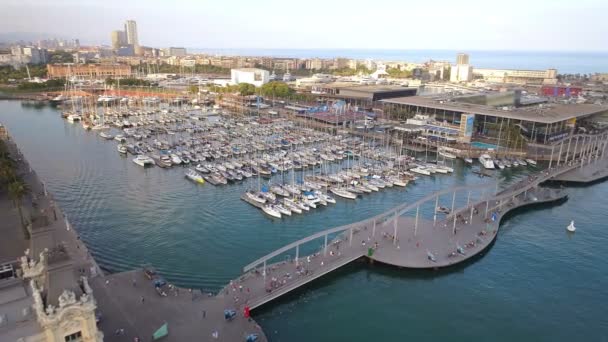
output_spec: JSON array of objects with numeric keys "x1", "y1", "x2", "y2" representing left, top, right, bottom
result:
[{"x1": 4, "y1": 136, "x2": 268, "y2": 342}]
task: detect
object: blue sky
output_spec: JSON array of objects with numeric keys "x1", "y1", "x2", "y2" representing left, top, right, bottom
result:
[{"x1": 2, "y1": 0, "x2": 607, "y2": 51}]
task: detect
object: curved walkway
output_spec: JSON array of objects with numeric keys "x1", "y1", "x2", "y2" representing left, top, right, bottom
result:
[{"x1": 226, "y1": 157, "x2": 600, "y2": 311}]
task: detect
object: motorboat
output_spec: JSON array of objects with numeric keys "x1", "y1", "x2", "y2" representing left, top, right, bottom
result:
[
  {"x1": 99, "y1": 132, "x2": 114, "y2": 140},
  {"x1": 185, "y1": 169, "x2": 205, "y2": 184},
  {"x1": 479, "y1": 154, "x2": 495, "y2": 169},
  {"x1": 525, "y1": 158, "x2": 537, "y2": 166},
  {"x1": 567, "y1": 220, "x2": 576, "y2": 232},
  {"x1": 158, "y1": 155, "x2": 173, "y2": 168},
  {"x1": 92, "y1": 124, "x2": 109, "y2": 131},
  {"x1": 67, "y1": 114, "x2": 81, "y2": 123},
  {"x1": 464, "y1": 157, "x2": 473, "y2": 164},
  {"x1": 170, "y1": 154, "x2": 182, "y2": 165},
  {"x1": 195, "y1": 164, "x2": 209, "y2": 173},
  {"x1": 117, "y1": 144, "x2": 127, "y2": 155},
  {"x1": 330, "y1": 188, "x2": 357, "y2": 200},
  {"x1": 262, "y1": 204, "x2": 282, "y2": 219},
  {"x1": 132, "y1": 155, "x2": 154, "y2": 167}
]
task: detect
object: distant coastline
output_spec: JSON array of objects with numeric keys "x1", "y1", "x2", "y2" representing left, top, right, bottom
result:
[{"x1": 188, "y1": 48, "x2": 608, "y2": 74}]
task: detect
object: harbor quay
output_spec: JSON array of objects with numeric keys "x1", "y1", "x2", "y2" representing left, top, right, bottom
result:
[{"x1": 0, "y1": 132, "x2": 267, "y2": 342}]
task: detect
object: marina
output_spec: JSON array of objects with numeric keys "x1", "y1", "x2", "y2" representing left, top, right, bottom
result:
[
  {"x1": 55, "y1": 96, "x2": 560, "y2": 222},
  {"x1": 2, "y1": 100, "x2": 608, "y2": 342}
]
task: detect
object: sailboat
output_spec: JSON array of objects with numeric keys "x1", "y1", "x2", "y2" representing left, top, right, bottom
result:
[{"x1": 566, "y1": 220, "x2": 576, "y2": 232}]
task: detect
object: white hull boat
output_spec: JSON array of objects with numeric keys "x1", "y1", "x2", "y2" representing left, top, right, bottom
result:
[
  {"x1": 132, "y1": 155, "x2": 154, "y2": 167},
  {"x1": 330, "y1": 188, "x2": 357, "y2": 200},
  {"x1": 262, "y1": 205, "x2": 282, "y2": 219},
  {"x1": 567, "y1": 220, "x2": 576, "y2": 232}
]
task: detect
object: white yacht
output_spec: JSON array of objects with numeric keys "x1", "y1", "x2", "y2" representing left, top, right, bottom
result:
[
  {"x1": 170, "y1": 154, "x2": 182, "y2": 165},
  {"x1": 285, "y1": 198, "x2": 308, "y2": 212},
  {"x1": 330, "y1": 188, "x2": 357, "y2": 200},
  {"x1": 391, "y1": 178, "x2": 408, "y2": 187},
  {"x1": 567, "y1": 220, "x2": 576, "y2": 232},
  {"x1": 262, "y1": 204, "x2": 282, "y2": 219},
  {"x1": 244, "y1": 191, "x2": 266, "y2": 205},
  {"x1": 410, "y1": 167, "x2": 431, "y2": 176},
  {"x1": 283, "y1": 184, "x2": 301, "y2": 196},
  {"x1": 316, "y1": 191, "x2": 336, "y2": 204},
  {"x1": 91, "y1": 124, "x2": 109, "y2": 131},
  {"x1": 99, "y1": 132, "x2": 113, "y2": 140},
  {"x1": 67, "y1": 114, "x2": 81, "y2": 123},
  {"x1": 282, "y1": 199, "x2": 302, "y2": 214},
  {"x1": 438, "y1": 150, "x2": 457, "y2": 160},
  {"x1": 479, "y1": 154, "x2": 495, "y2": 169},
  {"x1": 117, "y1": 145, "x2": 127, "y2": 154},
  {"x1": 132, "y1": 155, "x2": 154, "y2": 167},
  {"x1": 274, "y1": 204, "x2": 292, "y2": 216}
]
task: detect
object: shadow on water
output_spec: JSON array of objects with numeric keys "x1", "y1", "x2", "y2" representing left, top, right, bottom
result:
[
  {"x1": 252, "y1": 246, "x2": 497, "y2": 315},
  {"x1": 254, "y1": 194, "x2": 572, "y2": 315},
  {"x1": 545, "y1": 177, "x2": 608, "y2": 188}
]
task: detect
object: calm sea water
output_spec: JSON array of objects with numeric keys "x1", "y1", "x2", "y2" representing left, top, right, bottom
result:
[
  {"x1": 1, "y1": 101, "x2": 607, "y2": 341},
  {"x1": 190, "y1": 48, "x2": 608, "y2": 75}
]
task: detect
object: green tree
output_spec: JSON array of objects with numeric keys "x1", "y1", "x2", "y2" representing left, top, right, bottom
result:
[
  {"x1": 188, "y1": 85, "x2": 199, "y2": 94},
  {"x1": 238, "y1": 83, "x2": 256, "y2": 96},
  {"x1": 8, "y1": 179, "x2": 29, "y2": 239},
  {"x1": 386, "y1": 67, "x2": 412, "y2": 79},
  {"x1": 49, "y1": 51, "x2": 74, "y2": 63},
  {"x1": 16, "y1": 79, "x2": 66, "y2": 91},
  {"x1": 260, "y1": 81, "x2": 294, "y2": 98}
]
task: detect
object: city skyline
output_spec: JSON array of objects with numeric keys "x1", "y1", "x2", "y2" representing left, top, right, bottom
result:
[{"x1": 2, "y1": 0, "x2": 608, "y2": 52}]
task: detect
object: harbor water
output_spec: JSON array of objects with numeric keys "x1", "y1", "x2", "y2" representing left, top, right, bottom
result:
[{"x1": 1, "y1": 100, "x2": 607, "y2": 341}]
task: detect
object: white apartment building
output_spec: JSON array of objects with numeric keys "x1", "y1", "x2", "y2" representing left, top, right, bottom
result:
[
  {"x1": 473, "y1": 68, "x2": 558, "y2": 85},
  {"x1": 230, "y1": 68, "x2": 270, "y2": 87},
  {"x1": 450, "y1": 64, "x2": 473, "y2": 83}
]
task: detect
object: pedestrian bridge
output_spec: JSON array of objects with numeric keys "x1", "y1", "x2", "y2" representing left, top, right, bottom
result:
[{"x1": 220, "y1": 132, "x2": 608, "y2": 310}]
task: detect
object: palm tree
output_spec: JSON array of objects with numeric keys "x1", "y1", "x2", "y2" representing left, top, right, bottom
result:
[
  {"x1": 8, "y1": 179, "x2": 30, "y2": 239},
  {"x1": 0, "y1": 162, "x2": 16, "y2": 187},
  {"x1": 0, "y1": 140, "x2": 9, "y2": 159}
]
